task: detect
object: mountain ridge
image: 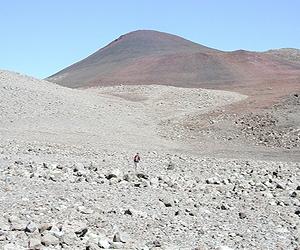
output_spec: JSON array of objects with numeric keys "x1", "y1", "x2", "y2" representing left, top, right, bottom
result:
[{"x1": 47, "y1": 30, "x2": 300, "y2": 95}]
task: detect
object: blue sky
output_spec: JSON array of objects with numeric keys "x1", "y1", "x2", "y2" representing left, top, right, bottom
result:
[{"x1": 1, "y1": 0, "x2": 299, "y2": 78}]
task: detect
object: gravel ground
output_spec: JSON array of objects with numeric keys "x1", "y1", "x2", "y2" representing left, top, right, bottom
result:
[{"x1": 0, "y1": 70, "x2": 299, "y2": 250}]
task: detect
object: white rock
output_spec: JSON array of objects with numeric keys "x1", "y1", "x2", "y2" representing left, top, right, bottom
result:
[
  {"x1": 206, "y1": 177, "x2": 221, "y2": 184},
  {"x1": 49, "y1": 225, "x2": 64, "y2": 238},
  {"x1": 77, "y1": 205, "x2": 94, "y2": 214},
  {"x1": 98, "y1": 238, "x2": 110, "y2": 249},
  {"x1": 63, "y1": 221, "x2": 87, "y2": 235},
  {"x1": 3, "y1": 243, "x2": 26, "y2": 250},
  {"x1": 26, "y1": 221, "x2": 37, "y2": 233},
  {"x1": 110, "y1": 241, "x2": 124, "y2": 249},
  {"x1": 216, "y1": 246, "x2": 234, "y2": 250},
  {"x1": 41, "y1": 233, "x2": 60, "y2": 246},
  {"x1": 150, "y1": 177, "x2": 159, "y2": 187},
  {"x1": 9, "y1": 216, "x2": 27, "y2": 231},
  {"x1": 38, "y1": 223, "x2": 51, "y2": 233},
  {"x1": 113, "y1": 231, "x2": 130, "y2": 243},
  {"x1": 28, "y1": 238, "x2": 42, "y2": 249},
  {"x1": 62, "y1": 231, "x2": 78, "y2": 245},
  {"x1": 0, "y1": 218, "x2": 10, "y2": 231},
  {"x1": 106, "y1": 169, "x2": 122, "y2": 179}
]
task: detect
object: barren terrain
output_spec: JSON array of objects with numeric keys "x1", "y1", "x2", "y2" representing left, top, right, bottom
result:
[{"x1": 0, "y1": 70, "x2": 299, "y2": 250}]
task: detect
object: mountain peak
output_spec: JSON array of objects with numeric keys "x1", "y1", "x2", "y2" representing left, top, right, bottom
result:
[
  {"x1": 47, "y1": 30, "x2": 300, "y2": 89},
  {"x1": 100, "y1": 29, "x2": 216, "y2": 56}
]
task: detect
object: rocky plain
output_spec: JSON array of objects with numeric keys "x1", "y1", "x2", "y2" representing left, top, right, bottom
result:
[{"x1": 0, "y1": 70, "x2": 299, "y2": 250}]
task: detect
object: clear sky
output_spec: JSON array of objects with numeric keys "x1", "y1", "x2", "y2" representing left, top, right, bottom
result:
[{"x1": 1, "y1": 0, "x2": 299, "y2": 78}]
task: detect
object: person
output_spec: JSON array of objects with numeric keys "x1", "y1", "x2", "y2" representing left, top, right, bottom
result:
[{"x1": 133, "y1": 153, "x2": 140, "y2": 169}]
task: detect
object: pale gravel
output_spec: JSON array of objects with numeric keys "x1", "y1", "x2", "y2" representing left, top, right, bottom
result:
[{"x1": 0, "y1": 70, "x2": 299, "y2": 250}]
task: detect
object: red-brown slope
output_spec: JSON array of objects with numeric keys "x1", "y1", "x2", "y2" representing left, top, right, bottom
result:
[
  {"x1": 47, "y1": 30, "x2": 219, "y2": 88},
  {"x1": 47, "y1": 30, "x2": 300, "y2": 107}
]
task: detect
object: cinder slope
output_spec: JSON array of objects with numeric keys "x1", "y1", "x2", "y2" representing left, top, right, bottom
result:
[
  {"x1": 47, "y1": 30, "x2": 300, "y2": 94},
  {"x1": 47, "y1": 30, "x2": 221, "y2": 87},
  {"x1": 264, "y1": 48, "x2": 300, "y2": 65},
  {"x1": 0, "y1": 70, "x2": 245, "y2": 152}
]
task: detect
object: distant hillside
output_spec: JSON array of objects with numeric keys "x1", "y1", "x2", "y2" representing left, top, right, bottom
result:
[
  {"x1": 47, "y1": 30, "x2": 300, "y2": 91},
  {"x1": 264, "y1": 48, "x2": 300, "y2": 64}
]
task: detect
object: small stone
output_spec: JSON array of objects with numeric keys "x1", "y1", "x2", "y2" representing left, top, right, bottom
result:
[
  {"x1": 194, "y1": 243, "x2": 208, "y2": 250},
  {"x1": 239, "y1": 212, "x2": 247, "y2": 219},
  {"x1": 139, "y1": 179, "x2": 150, "y2": 188},
  {"x1": 73, "y1": 163, "x2": 88, "y2": 176},
  {"x1": 290, "y1": 191, "x2": 297, "y2": 198},
  {"x1": 0, "y1": 219, "x2": 10, "y2": 231},
  {"x1": 0, "y1": 229, "x2": 7, "y2": 239},
  {"x1": 261, "y1": 191, "x2": 273, "y2": 198},
  {"x1": 65, "y1": 221, "x2": 88, "y2": 235},
  {"x1": 152, "y1": 240, "x2": 161, "y2": 247},
  {"x1": 25, "y1": 222, "x2": 37, "y2": 233},
  {"x1": 220, "y1": 204, "x2": 230, "y2": 210},
  {"x1": 276, "y1": 182, "x2": 285, "y2": 189},
  {"x1": 41, "y1": 233, "x2": 60, "y2": 246},
  {"x1": 136, "y1": 245, "x2": 150, "y2": 250},
  {"x1": 106, "y1": 169, "x2": 122, "y2": 180},
  {"x1": 136, "y1": 173, "x2": 149, "y2": 180},
  {"x1": 134, "y1": 183, "x2": 141, "y2": 187},
  {"x1": 159, "y1": 198, "x2": 173, "y2": 207},
  {"x1": 229, "y1": 232, "x2": 237, "y2": 237},
  {"x1": 62, "y1": 231, "x2": 77, "y2": 245},
  {"x1": 124, "y1": 209, "x2": 133, "y2": 216},
  {"x1": 113, "y1": 231, "x2": 130, "y2": 243},
  {"x1": 86, "y1": 231, "x2": 101, "y2": 245},
  {"x1": 216, "y1": 246, "x2": 234, "y2": 250},
  {"x1": 28, "y1": 238, "x2": 42, "y2": 249},
  {"x1": 38, "y1": 223, "x2": 52, "y2": 233},
  {"x1": 98, "y1": 238, "x2": 110, "y2": 249},
  {"x1": 206, "y1": 177, "x2": 221, "y2": 185},
  {"x1": 9, "y1": 216, "x2": 27, "y2": 231},
  {"x1": 76, "y1": 227, "x2": 88, "y2": 237},
  {"x1": 88, "y1": 242, "x2": 101, "y2": 250},
  {"x1": 123, "y1": 174, "x2": 134, "y2": 182},
  {"x1": 110, "y1": 241, "x2": 124, "y2": 249},
  {"x1": 109, "y1": 177, "x2": 121, "y2": 185},
  {"x1": 150, "y1": 177, "x2": 159, "y2": 187},
  {"x1": 164, "y1": 244, "x2": 180, "y2": 250},
  {"x1": 77, "y1": 205, "x2": 94, "y2": 214},
  {"x1": 3, "y1": 243, "x2": 26, "y2": 250},
  {"x1": 49, "y1": 225, "x2": 64, "y2": 238},
  {"x1": 167, "y1": 162, "x2": 175, "y2": 170}
]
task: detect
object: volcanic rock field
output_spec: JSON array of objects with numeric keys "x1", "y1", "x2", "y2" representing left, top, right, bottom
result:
[{"x1": 0, "y1": 69, "x2": 299, "y2": 250}]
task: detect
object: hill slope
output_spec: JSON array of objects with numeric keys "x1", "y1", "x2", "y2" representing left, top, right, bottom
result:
[
  {"x1": 47, "y1": 30, "x2": 300, "y2": 92},
  {"x1": 264, "y1": 48, "x2": 300, "y2": 64},
  {"x1": 0, "y1": 69, "x2": 245, "y2": 152}
]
